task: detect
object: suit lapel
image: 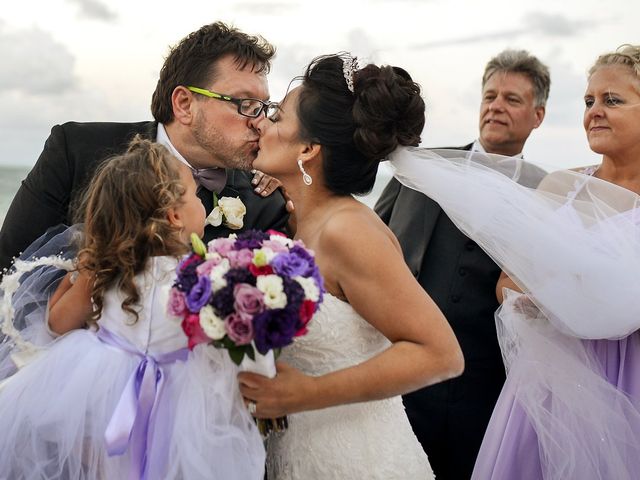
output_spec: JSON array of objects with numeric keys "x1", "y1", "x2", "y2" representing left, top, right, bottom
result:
[{"x1": 390, "y1": 187, "x2": 441, "y2": 277}]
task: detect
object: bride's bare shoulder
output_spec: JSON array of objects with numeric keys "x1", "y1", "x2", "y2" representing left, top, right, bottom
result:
[{"x1": 319, "y1": 203, "x2": 400, "y2": 254}]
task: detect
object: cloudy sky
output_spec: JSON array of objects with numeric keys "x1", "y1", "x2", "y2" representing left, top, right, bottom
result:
[{"x1": 1, "y1": 0, "x2": 637, "y2": 171}]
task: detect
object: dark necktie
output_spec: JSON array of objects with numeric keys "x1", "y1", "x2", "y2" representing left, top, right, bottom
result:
[{"x1": 191, "y1": 168, "x2": 227, "y2": 193}]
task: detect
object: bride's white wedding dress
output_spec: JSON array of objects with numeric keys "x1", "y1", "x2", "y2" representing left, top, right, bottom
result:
[{"x1": 267, "y1": 293, "x2": 434, "y2": 479}]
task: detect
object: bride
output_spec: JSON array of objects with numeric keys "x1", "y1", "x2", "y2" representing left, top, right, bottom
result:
[{"x1": 238, "y1": 54, "x2": 464, "y2": 479}]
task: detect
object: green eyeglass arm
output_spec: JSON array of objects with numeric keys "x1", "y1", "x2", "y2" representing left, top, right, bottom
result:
[{"x1": 186, "y1": 86, "x2": 232, "y2": 101}]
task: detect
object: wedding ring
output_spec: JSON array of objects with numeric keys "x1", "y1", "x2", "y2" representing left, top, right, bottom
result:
[{"x1": 248, "y1": 401, "x2": 257, "y2": 415}]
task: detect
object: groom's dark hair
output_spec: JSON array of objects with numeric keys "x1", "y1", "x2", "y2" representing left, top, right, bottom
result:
[{"x1": 151, "y1": 21, "x2": 275, "y2": 124}]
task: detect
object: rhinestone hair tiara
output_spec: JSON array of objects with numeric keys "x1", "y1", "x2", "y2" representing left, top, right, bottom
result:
[{"x1": 342, "y1": 55, "x2": 359, "y2": 93}]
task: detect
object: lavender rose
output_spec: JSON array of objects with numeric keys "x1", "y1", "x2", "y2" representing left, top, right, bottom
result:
[
  {"x1": 234, "y1": 283, "x2": 265, "y2": 316},
  {"x1": 225, "y1": 312, "x2": 254, "y2": 345}
]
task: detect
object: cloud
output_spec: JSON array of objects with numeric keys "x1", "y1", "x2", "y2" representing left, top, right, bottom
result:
[
  {"x1": 524, "y1": 12, "x2": 591, "y2": 36},
  {"x1": 235, "y1": 2, "x2": 298, "y2": 15},
  {"x1": 67, "y1": 0, "x2": 117, "y2": 21},
  {"x1": 411, "y1": 12, "x2": 592, "y2": 50},
  {"x1": 0, "y1": 26, "x2": 76, "y2": 94}
]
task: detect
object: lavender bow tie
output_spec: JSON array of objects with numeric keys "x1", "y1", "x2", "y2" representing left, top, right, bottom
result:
[{"x1": 191, "y1": 167, "x2": 227, "y2": 193}]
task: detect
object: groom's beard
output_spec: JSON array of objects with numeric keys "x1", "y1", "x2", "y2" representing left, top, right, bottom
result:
[{"x1": 192, "y1": 111, "x2": 258, "y2": 172}]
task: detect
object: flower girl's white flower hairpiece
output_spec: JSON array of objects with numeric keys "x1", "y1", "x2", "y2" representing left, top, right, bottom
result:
[{"x1": 342, "y1": 55, "x2": 359, "y2": 93}]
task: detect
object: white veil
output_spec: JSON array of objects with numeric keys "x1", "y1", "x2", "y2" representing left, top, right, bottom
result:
[
  {"x1": 389, "y1": 147, "x2": 640, "y2": 340},
  {"x1": 388, "y1": 147, "x2": 640, "y2": 479}
]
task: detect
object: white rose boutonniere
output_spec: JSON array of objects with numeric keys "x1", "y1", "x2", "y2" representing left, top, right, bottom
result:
[{"x1": 206, "y1": 194, "x2": 247, "y2": 230}]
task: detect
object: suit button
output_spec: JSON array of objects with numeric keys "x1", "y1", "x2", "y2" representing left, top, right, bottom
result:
[
  {"x1": 465, "y1": 242, "x2": 475, "y2": 251},
  {"x1": 458, "y1": 268, "x2": 467, "y2": 276},
  {"x1": 451, "y1": 294, "x2": 461, "y2": 303}
]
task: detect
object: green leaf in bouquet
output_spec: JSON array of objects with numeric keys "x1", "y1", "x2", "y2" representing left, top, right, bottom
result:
[
  {"x1": 228, "y1": 346, "x2": 245, "y2": 366},
  {"x1": 221, "y1": 335, "x2": 236, "y2": 349},
  {"x1": 190, "y1": 233, "x2": 207, "y2": 257},
  {"x1": 246, "y1": 345, "x2": 256, "y2": 361}
]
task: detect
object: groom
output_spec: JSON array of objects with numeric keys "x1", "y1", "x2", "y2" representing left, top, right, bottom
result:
[
  {"x1": 376, "y1": 49, "x2": 550, "y2": 479},
  {"x1": 0, "y1": 22, "x2": 288, "y2": 272}
]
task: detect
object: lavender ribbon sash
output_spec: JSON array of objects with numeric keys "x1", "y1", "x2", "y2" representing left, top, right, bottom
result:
[{"x1": 97, "y1": 327, "x2": 189, "y2": 480}]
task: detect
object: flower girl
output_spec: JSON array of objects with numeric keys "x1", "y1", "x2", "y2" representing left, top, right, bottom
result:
[{"x1": 0, "y1": 138, "x2": 264, "y2": 479}]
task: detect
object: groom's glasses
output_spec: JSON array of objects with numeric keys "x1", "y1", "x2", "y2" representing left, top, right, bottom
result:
[{"x1": 187, "y1": 86, "x2": 278, "y2": 119}]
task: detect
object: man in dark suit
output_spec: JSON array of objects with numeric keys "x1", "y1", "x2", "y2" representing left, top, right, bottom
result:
[
  {"x1": 0, "y1": 22, "x2": 288, "y2": 272},
  {"x1": 375, "y1": 50, "x2": 550, "y2": 480}
]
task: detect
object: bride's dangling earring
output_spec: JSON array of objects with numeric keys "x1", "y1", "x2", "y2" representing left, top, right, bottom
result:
[{"x1": 298, "y1": 159, "x2": 313, "y2": 186}]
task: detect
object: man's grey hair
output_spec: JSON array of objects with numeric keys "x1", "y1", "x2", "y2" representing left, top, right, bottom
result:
[{"x1": 482, "y1": 49, "x2": 551, "y2": 107}]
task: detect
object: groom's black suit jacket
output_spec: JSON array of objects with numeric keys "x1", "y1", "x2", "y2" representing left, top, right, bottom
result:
[
  {"x1": 375, "y1": 143, "x2": 546, "y2": 480},
  {"x1": 0, "y1": 121, "x2": 288, "y2": 271}
]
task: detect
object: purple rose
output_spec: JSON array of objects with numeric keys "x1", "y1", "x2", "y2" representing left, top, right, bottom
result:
[
  {"x1": 174, "y1": 260, "x2": 200, "y2": 293},
  {"x1": 225, "y1": 312, "x2": 254, "y2": 345},
  {"x1": 282, "y1": 276, "x2": 305, "y2": 312},
  {"x1": 271, "y1": 251, "x2": 312, "y2": 278},
  {"x1": 211, "y1": 284, "x2": 235, "y2": 317},
  {"x1": 253, "y1": 308, "x2": 299, "y2": 354},
  {"x1": 186, "y1": 275, "x2": 212, "y2": 312},
  {"x1": 167, "y1": 287, "x2": 187, "y2": 316},
  {"x1": 226, "y1": 248, "x2": 254, "y2": 268},
  {"x1": 234, "y1": 283, "x2": 265, "y2": 316},
  {"x1": 225, "y1": 268, "x2": 256, "y2": 286},
  {"x1": 234, "y1": 230, "x2": 270, "y2": 250}
]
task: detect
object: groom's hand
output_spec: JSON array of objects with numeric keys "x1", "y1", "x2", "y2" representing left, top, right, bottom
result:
[{"x1": 238, "y1": 362, "x2": 315, "y2": 418}]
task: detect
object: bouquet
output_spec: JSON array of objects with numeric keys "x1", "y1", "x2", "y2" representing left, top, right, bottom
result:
[{"x1": 169, "y1": 229, "x2": 324, "y2": 435}]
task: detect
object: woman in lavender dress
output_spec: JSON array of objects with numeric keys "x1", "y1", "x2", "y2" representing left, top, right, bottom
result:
[{"x1": 472, "y1": 45, "x2": 640, "y2": 479}]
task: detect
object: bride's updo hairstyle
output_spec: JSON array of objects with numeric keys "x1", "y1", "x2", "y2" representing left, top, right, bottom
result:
[{"x1": 297, "y1": 54, "x2": 425, "y2": 195}]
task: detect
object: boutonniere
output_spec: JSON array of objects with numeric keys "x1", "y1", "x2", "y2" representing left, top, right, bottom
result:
[{"x1": 206, "y1": 194, "x2": 246, "y2": 230}]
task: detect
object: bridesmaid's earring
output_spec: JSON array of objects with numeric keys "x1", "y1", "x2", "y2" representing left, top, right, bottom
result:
[{"x1": 298, "y1": 159, "x2": 313, "y2": 186}]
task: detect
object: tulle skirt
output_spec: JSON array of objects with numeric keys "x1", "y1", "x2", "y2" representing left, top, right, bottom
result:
[
  {"x1": 0, "y1": 328, "x2": 265, "y2": 479},
  {"x1": 472, "y1": 291, "x2": 640, "y2": 480}
]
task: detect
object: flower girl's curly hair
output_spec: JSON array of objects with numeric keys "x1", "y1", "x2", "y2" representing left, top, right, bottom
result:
[{"x1": 76, "y1": 136, "x2": 189, "y2": 324}]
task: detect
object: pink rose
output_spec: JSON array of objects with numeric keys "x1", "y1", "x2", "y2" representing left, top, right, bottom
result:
[
  {"x1": 233, "y1": 283, "x2": 265, "y2": 316},
  {"x1": 196, "y1": 258, "x2": 221, "y2": 277},
  {"x1": 181, "y1": 314, "x2": 210, "y2": 350},
  {"x1": 226, "y1": 248, "x2": 254, "y2": 268},
  {"x1": 208, "y1": 237, "x2": 235, "y2": 256},
  {"x1": 266, "y1": 229, "x2": 286, "y2": 237},
  {"x1": 167, "y1": 287, "x2": 187, "y2": 316},
  {"x1": 261, "y1": 240, "x2": 289, "y2": 254},
  {"x1": 224, "y1": 312, "x2": 254, "y2": 345}
]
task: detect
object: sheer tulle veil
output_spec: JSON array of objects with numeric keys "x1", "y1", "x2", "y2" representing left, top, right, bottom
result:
[
  {"x1": 387, "y1": 147, "x2": 640, "y2": 479},
  {"x1": 0, "y1": 225, "x2": 80, "y2": 380},
  {"x1": 388, "y1": 147, "x2": 640, "y2": 339}
]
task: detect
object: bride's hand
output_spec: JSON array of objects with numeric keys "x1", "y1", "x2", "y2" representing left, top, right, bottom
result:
[{"x1": 238, "y1": 362, "x2": 317, "y2": 418}]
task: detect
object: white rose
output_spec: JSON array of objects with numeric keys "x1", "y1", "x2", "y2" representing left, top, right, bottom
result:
[
  {"x1": 205, "y1": 251, "x2": 222, "y2": 262},
  {"x1": 205, "y1": 206, "x2": 223, "y2": 227},
  {"x1": 219, "y1": 197, "x2": 246, "y2": 230},
  {"x1": 294, "y1": 275, "x2": 320, "y2": 302},
  {"x1": 256, "y1": 274, "x2": 287, "y2": 309},
  {"x1": 199, "y1": 305, "x2": 226, "y2": 340},
  {"x1": 209, "y1": 258, "x2": 230, "y2": 292}
]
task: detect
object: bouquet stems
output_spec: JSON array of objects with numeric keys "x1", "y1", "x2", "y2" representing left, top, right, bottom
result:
[{"x1": 239, "y1": 347, "x2": 288, "y2": 437}]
